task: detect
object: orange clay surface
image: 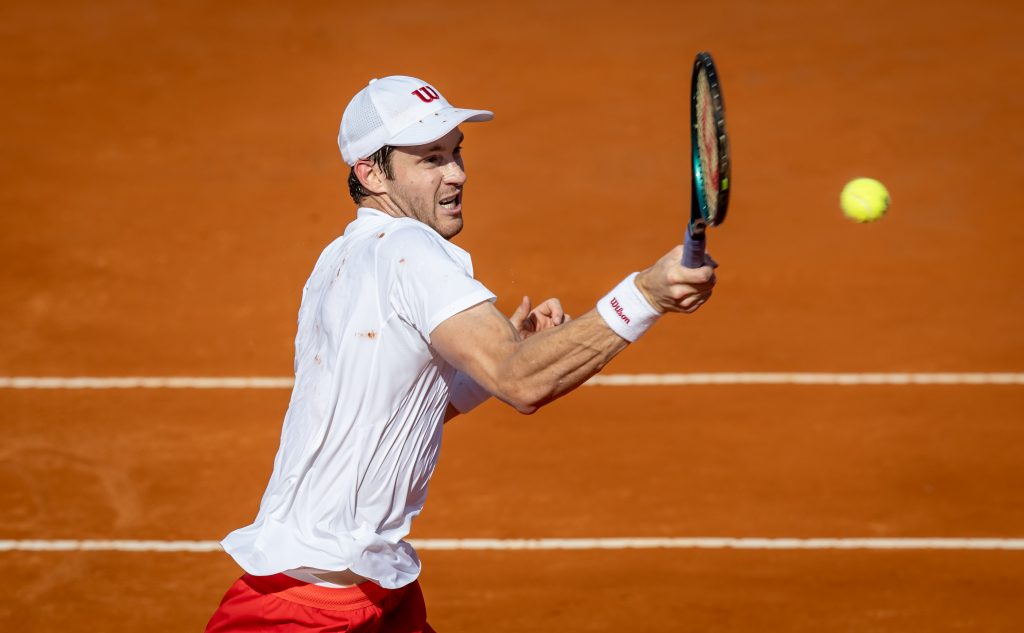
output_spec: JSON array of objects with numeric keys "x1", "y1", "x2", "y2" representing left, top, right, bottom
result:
[{"x1": 2, "y1": 1, "x2": 1023, "y2": 631}]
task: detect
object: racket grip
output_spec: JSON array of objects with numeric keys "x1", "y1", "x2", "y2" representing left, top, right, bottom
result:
[{"x1": 683, "y1": 226, "x2": 706, "y2": 268}]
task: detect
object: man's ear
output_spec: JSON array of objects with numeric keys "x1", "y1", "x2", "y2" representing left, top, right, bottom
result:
[{"x1": 355, "y1": 160, "x2": 387, "y2": 195}]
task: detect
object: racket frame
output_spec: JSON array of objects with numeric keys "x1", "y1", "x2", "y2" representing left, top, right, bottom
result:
[{"x1": 684, "y1": 51, "x2": 731, "y2": 268}]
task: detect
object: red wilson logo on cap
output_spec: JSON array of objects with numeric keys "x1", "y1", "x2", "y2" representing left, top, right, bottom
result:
[{"x1": 411, "y1": 86, "x2": 441, "y2": 103}]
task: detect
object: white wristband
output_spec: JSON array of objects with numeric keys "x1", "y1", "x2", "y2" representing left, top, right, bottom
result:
[
  {"x1": 596, "y1": 272, "x2": 662, "y2": 342},
  {"x1": 449, "y1": 371, "x2": 492, "y2": 413}
]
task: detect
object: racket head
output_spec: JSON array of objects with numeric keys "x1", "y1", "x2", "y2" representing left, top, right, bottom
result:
[{"x1": 690, "y1": 51, "x2": 731, "y2": 232}]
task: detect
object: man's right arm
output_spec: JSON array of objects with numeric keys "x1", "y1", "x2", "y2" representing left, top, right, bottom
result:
[{"x1": 430, "y1": 245, "x2": 716, "y2": 414}]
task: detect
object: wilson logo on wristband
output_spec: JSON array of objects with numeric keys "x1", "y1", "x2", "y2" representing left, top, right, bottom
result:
[
  {"x1": 597, "y1": 273, "x2": 661, "y2": 343},
  {"x1": 609, "y1": 298, "x2": 631, "y2": 324}
]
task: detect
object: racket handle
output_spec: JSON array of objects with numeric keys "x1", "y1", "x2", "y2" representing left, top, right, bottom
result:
[{"x1": 683, "y1": 226, "x2": 706, "y2": 268}]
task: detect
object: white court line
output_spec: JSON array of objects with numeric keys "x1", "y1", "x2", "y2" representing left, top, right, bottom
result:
[
  {"x1": 0, "y1": 377, "x2": 295, "y2": 389},
  {"x1": 585, "y1": 373, "x2": 1024, "y2": 386},
  {"x1": 1, "y1": 538, "x2": 1023, "y2": 552},
  {"x1": 1, "y1": 374, "x2": 1023, "y2": 389}
]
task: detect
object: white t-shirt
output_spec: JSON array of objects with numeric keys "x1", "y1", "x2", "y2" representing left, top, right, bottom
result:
[{"x1": 221, "y1": 208, "x2": 496, "y2": 589}]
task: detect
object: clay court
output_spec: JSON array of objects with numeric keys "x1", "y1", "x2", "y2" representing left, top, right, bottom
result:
[{"x1": 2, "y1": 1, "x2": 1023, "y2": 630}]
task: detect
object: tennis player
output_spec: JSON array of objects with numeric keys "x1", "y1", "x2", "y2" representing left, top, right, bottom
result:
[{"x1": 205, "y1": 75, "x2": 716, "y2": 632}]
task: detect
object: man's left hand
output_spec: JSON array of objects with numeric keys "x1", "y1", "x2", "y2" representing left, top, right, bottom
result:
[{"x1": 508, "y1": 296, "x2": 568, "y2": 339}]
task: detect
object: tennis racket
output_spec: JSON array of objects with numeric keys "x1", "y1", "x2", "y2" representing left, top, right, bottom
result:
[{"x1": 683, "y1": 51, "x2": 731, "y2": 269}]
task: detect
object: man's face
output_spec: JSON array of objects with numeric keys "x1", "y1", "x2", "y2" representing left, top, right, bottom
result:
[{"x1": 381, "y1": 128, "x2": 467, "y2": 240}]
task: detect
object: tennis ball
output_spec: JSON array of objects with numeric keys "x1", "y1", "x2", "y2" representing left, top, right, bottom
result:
[{"x1": 840, "y1": 178, "x2": 890, "y2": 223}]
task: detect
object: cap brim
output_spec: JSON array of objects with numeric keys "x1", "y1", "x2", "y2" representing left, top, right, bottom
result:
[{"x1": 387, "y1": 106, "x2": 493, "y2": 148}]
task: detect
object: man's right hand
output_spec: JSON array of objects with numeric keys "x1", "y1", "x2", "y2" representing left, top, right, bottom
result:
[{"x1": 635, "y1": 246, "x2": 717, "y2": 314}]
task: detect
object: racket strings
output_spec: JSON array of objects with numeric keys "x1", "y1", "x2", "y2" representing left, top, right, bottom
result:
[{"x1": 695, "y1": 69, "x2": 720, "y2": 218}]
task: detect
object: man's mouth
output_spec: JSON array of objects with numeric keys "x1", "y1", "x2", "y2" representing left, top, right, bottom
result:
[{"x1": 439, "y1": 192, "x2": 461, "y2": 210}]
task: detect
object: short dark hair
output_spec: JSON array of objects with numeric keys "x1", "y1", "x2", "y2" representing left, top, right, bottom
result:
[{"x1": 348, "y1": 145, "x2": 396, "y2": 204}]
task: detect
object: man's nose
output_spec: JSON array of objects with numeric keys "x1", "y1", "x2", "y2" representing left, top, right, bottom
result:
[{"x1": 442, "y1": 160, "x2": 466, "y2": 185}]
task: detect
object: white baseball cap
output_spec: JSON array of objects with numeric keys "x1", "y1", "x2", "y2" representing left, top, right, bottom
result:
[{"x1": 338, "y1": 75, "x2": 493, "y2": 166}]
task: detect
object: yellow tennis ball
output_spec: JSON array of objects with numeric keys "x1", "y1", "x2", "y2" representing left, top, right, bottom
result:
[{"x1": 840, "y1": 178, "x2": 890, "y2": 223}]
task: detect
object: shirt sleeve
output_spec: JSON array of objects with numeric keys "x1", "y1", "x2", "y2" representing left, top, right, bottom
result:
[{"x1": 384, "y1": 224, "x2": 496, "y2": 341}]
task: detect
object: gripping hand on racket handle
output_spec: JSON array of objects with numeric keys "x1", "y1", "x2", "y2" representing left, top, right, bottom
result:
[{"x1": 636, "y1": 245, "x2": 716, "y2": 314}]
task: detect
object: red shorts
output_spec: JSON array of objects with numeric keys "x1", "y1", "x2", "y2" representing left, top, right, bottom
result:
[{"x1": 205, "y1": 573, "x2": 435, "y2": 633}]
